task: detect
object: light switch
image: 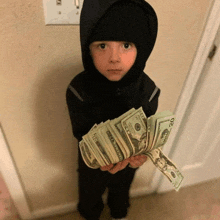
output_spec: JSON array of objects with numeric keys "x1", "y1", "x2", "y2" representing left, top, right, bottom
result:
[{"x1": 43, "y1": 0, "x2": 84, "y2": 25}]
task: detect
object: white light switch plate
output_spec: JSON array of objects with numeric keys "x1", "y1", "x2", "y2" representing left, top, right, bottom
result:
[{"x1": 43, "y1": 0, "x2": 84, "y2": 25}]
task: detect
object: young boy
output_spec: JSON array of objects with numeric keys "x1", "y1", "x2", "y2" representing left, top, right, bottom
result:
[{"x1": 66, "y1": 0, "x2": 160, "y2": 219}]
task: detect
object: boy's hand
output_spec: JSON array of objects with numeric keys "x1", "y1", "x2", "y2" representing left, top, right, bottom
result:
[
  {"x1": 100, "y1": 155, "x2": 147, "y2": 174},
  {"x1": 128, "y1": 155, "x2": 147, "y2": 168},
  {"x1": 100, "y1": 158, "x2": 130, "y2": 174}
]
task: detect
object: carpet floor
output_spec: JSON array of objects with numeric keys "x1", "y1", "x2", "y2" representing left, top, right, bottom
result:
[{"x1": 38, "y1": 178, "x2": 220, "y2": 220}]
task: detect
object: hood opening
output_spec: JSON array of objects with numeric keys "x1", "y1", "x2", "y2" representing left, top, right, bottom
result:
[{"x1": 80, "y1": 0, "x2": 158, "y2": 87}]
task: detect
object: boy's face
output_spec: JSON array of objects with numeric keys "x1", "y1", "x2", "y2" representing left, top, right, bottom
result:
[{"x1": 89, "y1": 41, "x2": 137, "y2": 81}]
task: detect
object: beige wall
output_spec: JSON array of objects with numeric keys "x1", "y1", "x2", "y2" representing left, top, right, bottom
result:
[{"x1": 0, "y1": 0, "x2": 213, "y2": 212}]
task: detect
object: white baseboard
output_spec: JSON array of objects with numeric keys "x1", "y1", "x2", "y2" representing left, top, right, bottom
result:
[
  {"x1": 30, "y1": 187, "x2": 153, "y2": 219},
  {"x1": 31, "y1": 202, "x2": 78, "y2": 219},
  {"x1": 130, "y1": 186, "x2": 155, "y2": 198}
]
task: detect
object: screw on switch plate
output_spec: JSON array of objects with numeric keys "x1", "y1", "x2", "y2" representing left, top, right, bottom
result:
[
  {"x1": 208, "y1": 44, "x2": 217, "y2": 60},
  {"x1": 56, "y1": 0, "x2": 62, "y2": 6},
  {"x1": 75, "y1": 0, "x2": 80, "y2": 9}
]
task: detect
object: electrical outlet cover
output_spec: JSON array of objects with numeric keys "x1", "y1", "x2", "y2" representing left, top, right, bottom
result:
[{"x1": 43, "y1": 0, "x2": 84, "y2": 25}]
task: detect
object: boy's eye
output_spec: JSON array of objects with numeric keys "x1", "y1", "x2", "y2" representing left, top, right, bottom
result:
[
  {"x1": 99, "y1": 43, "x2": 106, "y2": 49},
  {"x1": 123, "y1": 42, "x2": 132, "y2": 49}
]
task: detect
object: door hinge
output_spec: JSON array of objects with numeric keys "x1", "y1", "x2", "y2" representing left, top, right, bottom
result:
[{"x1": 208, "y1": 44, "x2": 217, "y2": 60}]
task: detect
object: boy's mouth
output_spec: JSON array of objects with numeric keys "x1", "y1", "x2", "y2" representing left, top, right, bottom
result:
[{"x1": 108, "y1": 69, "x2": 122, "y2": 71}]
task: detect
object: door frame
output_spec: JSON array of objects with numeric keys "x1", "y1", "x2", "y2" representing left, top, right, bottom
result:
[
  {"x1": 0, "y1": 1, "x2": 219, "y2": 219},
  {"x1": 0, "y1": 124, "x2": 32, "y2": 219},
  {"x1": 152, "y1": 0, "x2": 220, "y2": 193}
]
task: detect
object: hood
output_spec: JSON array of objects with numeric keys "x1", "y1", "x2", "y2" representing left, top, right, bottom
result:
[{"x1": 79, "y1": 0, "x2": 158, "y2": 86}]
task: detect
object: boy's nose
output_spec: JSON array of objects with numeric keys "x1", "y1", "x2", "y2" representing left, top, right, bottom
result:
[{"x1": 109, "y1": 48, "x2": 121, "y2": 63}]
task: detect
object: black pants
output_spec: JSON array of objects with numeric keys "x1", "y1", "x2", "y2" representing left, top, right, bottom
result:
[{"x1": 77, "y1": 152, "x2": 137, "y2": 220}]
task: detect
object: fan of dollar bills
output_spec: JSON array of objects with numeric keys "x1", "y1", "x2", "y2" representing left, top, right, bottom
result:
[{"x1": 79, "y1": 107, "x2": 184, "y2": 191}]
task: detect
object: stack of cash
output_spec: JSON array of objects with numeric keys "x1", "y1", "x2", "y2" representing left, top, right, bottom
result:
[{"x1": 79, "y1": 107, "x2": 184, "y2": 191}]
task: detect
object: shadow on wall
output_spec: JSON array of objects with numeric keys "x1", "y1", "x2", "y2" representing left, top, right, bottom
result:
[{"x1": 29, "y1": 62, "x2": 84, "y2": 211}]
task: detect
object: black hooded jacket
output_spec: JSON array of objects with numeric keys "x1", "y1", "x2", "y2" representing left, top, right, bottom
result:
[{"x1": 66, "y1": 0, "x2": 160, "y2": 141}]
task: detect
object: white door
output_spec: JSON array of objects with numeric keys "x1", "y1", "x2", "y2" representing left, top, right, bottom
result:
[
  {"x1": 176, "y1": 30, "x2": 220, "y2": 186},
  {"x1": 157, "y1": 19, "x2": 220, "y2": 191}
]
